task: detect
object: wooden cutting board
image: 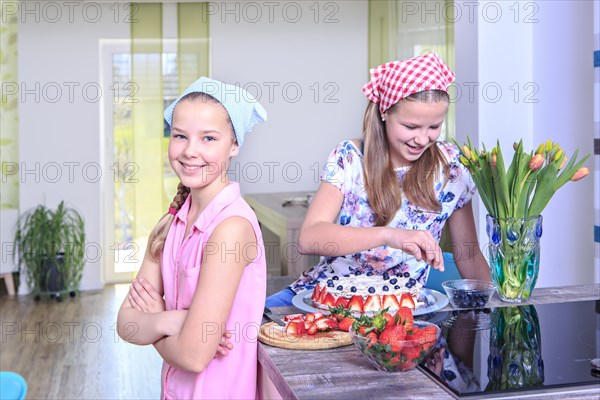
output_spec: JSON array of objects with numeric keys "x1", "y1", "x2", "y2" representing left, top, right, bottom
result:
[{"x1": 258, "y1": 322, "x2": 353, "y2": 350}]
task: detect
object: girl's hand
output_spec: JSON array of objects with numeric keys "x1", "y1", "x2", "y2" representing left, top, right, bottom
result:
[
  {"x1": 215, "y1": 331, "x2": 234, "y2": 357},
  {"x1": 128, "y1": 278, "x2": 166, "y2": 313},
  {"x1": 384, "y1": 229, "x2": 445, "y2": 271}
]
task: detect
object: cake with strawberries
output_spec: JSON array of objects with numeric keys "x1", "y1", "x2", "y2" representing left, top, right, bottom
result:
[{"x1": 310, "y1": 271, "x2": 423, "y2": 313}]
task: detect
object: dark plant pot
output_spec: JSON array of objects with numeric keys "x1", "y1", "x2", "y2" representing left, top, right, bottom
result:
[{"x1": 41, "y1": 253, "x2": 65, "y2": 293}]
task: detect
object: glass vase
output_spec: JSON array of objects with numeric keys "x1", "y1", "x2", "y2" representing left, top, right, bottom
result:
[
  {"x1": 486, "y1": 215, "x2": 542, "y2": 302},
  {"x1": 486, "y1": 305, "x2": 544, "y2": 391}
]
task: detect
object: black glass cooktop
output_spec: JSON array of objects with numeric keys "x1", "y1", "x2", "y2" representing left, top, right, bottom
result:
[{"x1": 419, "y1": 300, "x2": 600, "y2": 398}]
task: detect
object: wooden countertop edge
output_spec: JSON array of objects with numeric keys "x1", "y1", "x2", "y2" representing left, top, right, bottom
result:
[
  {"x1": 258, "y1": 342, "x2": 298, "y2": 400},
  {"x1": 258, "y1": 284, "x2": 600, "y2": 399}
]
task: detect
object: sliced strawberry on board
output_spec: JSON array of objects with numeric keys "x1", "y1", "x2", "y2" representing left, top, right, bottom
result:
[
  {"x1": 363, "y1": 295, "x2": 383, "y2": 312},
  {"x1": 283, "y1": 313, "x2": 304, "y2": 322},
  {"x1": 399, "y1": 293, "x2": 416, "y2": 310},
  {"x1": 285, "y1": 320, "x2": 306, "y2": 337},
  {"x1": 347, "y1": 295, "x2": 364, "y2": 313},
  {"x1": 338, "y1": 316, "x2": 356, "y2": 332},
  {"x1": 306, "y1": 323, "x2": 317, "y2": 335},
  {"x1": 312, "y1": 312, "x2": 324, "y2": 320},
  {"x1": 382, "y1": 294, "x2": 401, "y2": 311},
  {"x1": 334, "y1": 296, "x2": 349, "y2": 308},
  {"x1": 305, "y1": 313, "x2": 316, "y2": 323},
  {"x1": 314, "y1": 317, "x2": 339, "y2": 332}
]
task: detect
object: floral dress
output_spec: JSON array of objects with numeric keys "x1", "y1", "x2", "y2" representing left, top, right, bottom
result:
[{"x1": 290, "y1": 139, "x2": 476, "y2": 293}]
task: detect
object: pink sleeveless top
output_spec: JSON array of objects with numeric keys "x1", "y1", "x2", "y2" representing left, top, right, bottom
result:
[{"x1": 160, "y1": 182, "x2": 266, "y2": 399}]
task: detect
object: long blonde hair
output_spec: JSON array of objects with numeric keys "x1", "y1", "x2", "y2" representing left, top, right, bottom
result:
[
  {"x1": 147, "y1": 92, "x2": 235, "y2": 260},
  {"x1": 362, "y1": 90, "x2": 451, "y2": 226}
]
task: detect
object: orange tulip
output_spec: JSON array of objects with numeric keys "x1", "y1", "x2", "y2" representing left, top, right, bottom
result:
[
  {"x1": 529, "y1": 154, "x2": 544, "y2": 170},
  {"x1": 491, "y1": 153, "x2": 497, "y2": 168},
  {"x1": 559, "y1": 156, "x2": 568, "y2": 170},
  {"x1": 461, "y1": 145, "x2": 471, "y2": 160},
  {"x1": 571, "y1": 167, "x2": 590, "y2": 182}
]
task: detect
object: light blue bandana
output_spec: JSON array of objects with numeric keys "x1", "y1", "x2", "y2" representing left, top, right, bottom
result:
[{"x1": 164, "y1": 77, "x2": 267, "y2": 147}]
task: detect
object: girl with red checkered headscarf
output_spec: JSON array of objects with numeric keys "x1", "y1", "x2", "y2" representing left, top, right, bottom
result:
[{"x1": 266, "y1": 52, "x2": 491, "y2": 308}]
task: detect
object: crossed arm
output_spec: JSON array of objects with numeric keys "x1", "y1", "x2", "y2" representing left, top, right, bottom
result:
[{"x1": 116, "y1": 216, "x2": 257, "y2": 372}]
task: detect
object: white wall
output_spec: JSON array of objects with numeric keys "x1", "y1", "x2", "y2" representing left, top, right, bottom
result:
[
  {"x1": 17, "y1": 3, "x2": 130, "y2": 292},
  {"x1": 211, "y1": 0, "x2": 368, "y2": 194},
  {"x1": 531, "y1": 1, "x2": 595, "y2": 286},
  {"x1": 13, "y1": 0, "x2": 594, "y2": 292},
  {"x1": 455, "y1": 0, "x2": 596, "y2": 287}
]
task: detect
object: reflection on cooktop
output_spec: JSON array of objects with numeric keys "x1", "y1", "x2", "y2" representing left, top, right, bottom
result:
[{"x1": 419, "y1": 300, "x2": 600, "y2": 397}]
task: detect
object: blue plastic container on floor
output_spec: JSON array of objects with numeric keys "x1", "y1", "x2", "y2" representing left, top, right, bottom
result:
[{"x1": 0, "y1": 372, "x2": 27, "y2": 400}]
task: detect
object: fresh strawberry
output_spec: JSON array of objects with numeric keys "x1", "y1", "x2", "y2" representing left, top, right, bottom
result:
[
  {"x1": 396, "y1": 306, "x2": 414, "y2": 330},
  {"x1": 420, "y1": 326, "x2": 438, "y2": 344},
  {"x1": 285, "y1": 320, "x2": 306, "y2": 336},
  {"x1": 334, "y1": 296, "x2": 349, "y2": 308},
  {"x1": 383, "y1": 312, "x2": 395, "y2": 327},
  {"x1": 365, "y1": 331, "x2": 379, "y2": 347},
  {"x1": 363, "y1": 295, "x2": 382, "y2": 312},
  {"x1": 358, "y1": 325, "x2": 369, "y2": 336},
  {"x1": 378, "y1": 324, "x2": 406, "y2": 352},
  {"x1": 401, "y1": 341, "x2": 421, "y2": 360},
  {"x1": 283, "y1": 313, "x2": 303, "y2": 322},
  {"x1": 399, "y1": 293, "x2": 416, "y2": 310},
  {"x1": 322, "y1": 293, "x2": 336, "y2": 308},
  {"x1": 347, "y1": 295, "x2": 364, "y2": 312},
  {"x1": 314, "y1": 317, "x2": 338, "y2": 331},
  {"x1": 305, "y1": 313, "x2": 316, "y2": 323},
  {"x1": 306, "y1": 323, "x2": 317, "y2": 335},
  {"x1": 312, "y1": 284, "x2": 321, "y2": 301},
  {"x1": 382, "y1": 294, "x2": 400, "y2": 310},
  {"x1": 338, "y1": 316, "x2": 356, "y2": 332},
  {"x1": 312, "y1": 312, "x2": 324, "y2": 320}
]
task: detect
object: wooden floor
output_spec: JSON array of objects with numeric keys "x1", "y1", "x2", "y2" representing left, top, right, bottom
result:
[
  {"x1": 0, "y1": 277, "x2": 296, "y2": 399},
  {"x1": 0, "y1": 284, "x2": 162, "y2": 399}
]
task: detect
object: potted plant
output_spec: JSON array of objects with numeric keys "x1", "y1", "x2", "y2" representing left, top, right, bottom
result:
[{"x1": 13, "y1": 201, "x2": 85, "y2": 301}]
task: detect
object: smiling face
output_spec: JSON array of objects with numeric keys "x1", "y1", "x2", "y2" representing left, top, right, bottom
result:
[
  {"x1": 383, "y1": 99, "x2": 449, "y2": 167},
  {"x1": 168, "y1": 98, "x2": 238, "y2": 193}
]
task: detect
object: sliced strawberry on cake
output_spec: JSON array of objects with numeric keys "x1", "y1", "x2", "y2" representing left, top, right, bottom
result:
[
  {"x1": 399, "y1": 293, "x2": 416, "y2": 310},
  {"x1": 381, "y1": 294, "x2": 401, "y2": 310},
  {"x1": 363, "y1": 295, "x2": 383, "y2": 312},
  {"x1": 347, "y1": 295, "x2": 364, "y2": 312}
]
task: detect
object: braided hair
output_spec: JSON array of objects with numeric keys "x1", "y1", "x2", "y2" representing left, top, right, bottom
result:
[{"x1": 147, "y1": 182, "x2": 190, "y2": 260}]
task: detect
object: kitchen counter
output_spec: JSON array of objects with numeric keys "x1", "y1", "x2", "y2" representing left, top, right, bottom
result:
[{"x1": 258, "y1": 283, "x2": 600, "y2": 399}]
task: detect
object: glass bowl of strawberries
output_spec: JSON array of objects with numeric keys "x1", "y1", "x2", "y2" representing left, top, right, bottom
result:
[{"x1": 348, "y1": 307, "x2": 441, "y2": 372}]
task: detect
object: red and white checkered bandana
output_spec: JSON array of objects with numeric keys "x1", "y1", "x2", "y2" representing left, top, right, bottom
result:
[{"x1": 362, "y1": 52, "x2": 455, "y2": 115}]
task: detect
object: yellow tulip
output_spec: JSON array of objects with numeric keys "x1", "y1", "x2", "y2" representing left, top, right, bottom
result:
[
  {"x1": 545, "y1": 139, "x2": 553, "y2": 153},
  {"x1": 553, "y1": 143, "x2": 559, "y2": 154},
  {"x1": 571, "y1": 167, "x2": 590, "y2": 182},
  {"x1": 529, "y1": 154, "x2": 544, "y2": 170},
  {"x1": 554, "y1": 149, "x2": 563, "y2": 161},
  {"x1": 459, "y1": 155, "x2": 469, "y2": 166},
  {"x1": 535, "y1": 143, "x2": 545, "y2": 154}
]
